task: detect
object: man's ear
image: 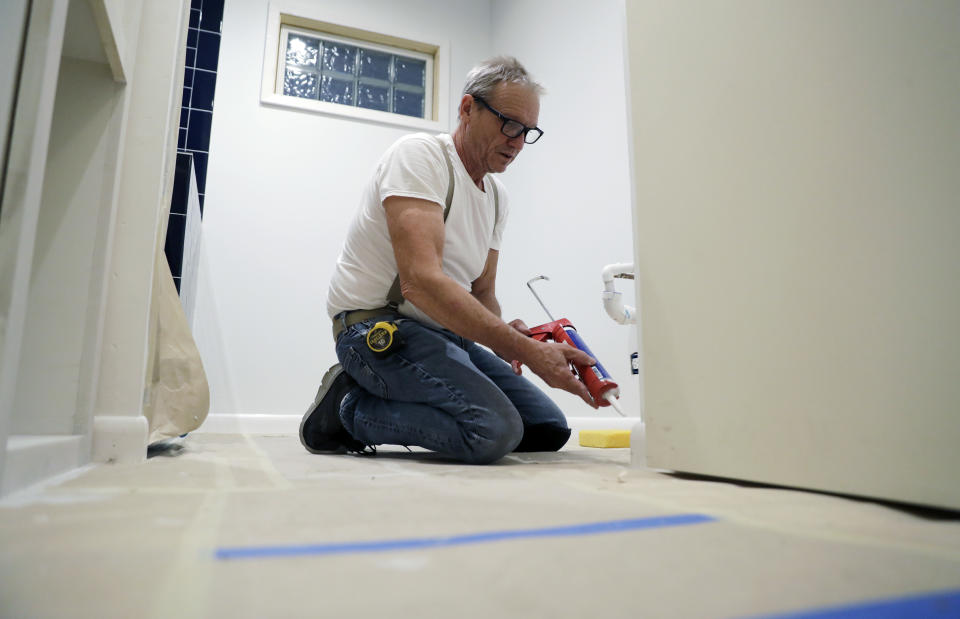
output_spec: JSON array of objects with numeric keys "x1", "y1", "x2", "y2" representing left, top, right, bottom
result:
[{"x1": 458, "y1": 94, "x2": 475, "y2": 122}]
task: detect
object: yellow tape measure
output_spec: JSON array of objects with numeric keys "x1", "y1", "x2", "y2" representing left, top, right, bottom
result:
[{"x1": 366, "y1": 321, "x2": 400, "y2": 356}]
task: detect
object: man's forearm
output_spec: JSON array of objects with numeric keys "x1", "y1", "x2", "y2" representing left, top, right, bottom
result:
[
  {"x1": 472, "y1": 288, "x2": 501, "y2": 319},
  {"x1": 404, "y1": 273, "x2": 531, "y2": 360},
  {"x1": 383, "y1": 196, "x2": 596, "y2": 405}
]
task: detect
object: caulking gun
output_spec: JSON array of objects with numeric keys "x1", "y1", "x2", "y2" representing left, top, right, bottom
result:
[{"x1": 525, "y1": 276, "x2": 624, "y2": 415}]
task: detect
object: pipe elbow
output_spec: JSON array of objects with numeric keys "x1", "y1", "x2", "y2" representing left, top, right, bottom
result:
[
  {"x1": 602, "y1": 291, "x2": 636, "y2": 325},
  {"x1": 600, "y1": 262, "x2": 636, "y2": 325},
  {"x1": 601, "y1": 262, "x2": 635, "y2": 284}
]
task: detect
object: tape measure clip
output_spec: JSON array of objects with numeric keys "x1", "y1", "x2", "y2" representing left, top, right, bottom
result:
[{"x1": 366, "y1": 321, "x2": 403, "y2": 357}]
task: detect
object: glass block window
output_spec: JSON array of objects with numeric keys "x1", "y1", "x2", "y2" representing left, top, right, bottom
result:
[{"x1": 276, "y1": 26, "x2": 432, "y2": 120}]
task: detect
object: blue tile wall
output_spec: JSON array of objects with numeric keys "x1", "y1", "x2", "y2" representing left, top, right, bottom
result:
[
  {"x1": 178, "y1": 0, "x2": 222, "y2": 213},
  {"x1": 191, "y1": 70, "x2": 216, "y2": 110},
  {"x1": 170, "y1": 153, "x2": 192, "y2": 215},
  {"x1": 196, "y1": 31, "x2": 221, "y2": 71},
  {"x1": 166, "y1": 153, "x2": 194, "y2": 293},
  {"x1": 186, "y1": 110, "x2": 212, "y2": 151},
  {"x1": 168, "y1": 0, "x2": 223, "y2": 289}
]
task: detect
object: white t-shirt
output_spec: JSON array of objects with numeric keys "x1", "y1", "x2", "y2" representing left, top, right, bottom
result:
[{"x1": 326, "y1": 133, "x2": 509, "y2": 328}]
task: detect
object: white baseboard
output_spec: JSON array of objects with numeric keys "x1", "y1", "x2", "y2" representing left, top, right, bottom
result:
[
  {"x1": 195, "y1": 414, "x2": 301, "y2": 435},
  {"x1": 2, "y1": 435, "x2": 86, "y2": 496},
  {"x1": 193, "y1": 413, "x2": 640, "y2": 436},
  {"x1": 567, "y1": 416, "x2": 640, "y2": 432}
]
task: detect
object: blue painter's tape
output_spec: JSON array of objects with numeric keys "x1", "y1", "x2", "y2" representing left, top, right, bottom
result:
[
  {"x1": 748, "y1": 589, "x2": 960, "y2": 619},
  {"x1": 215, "y1": 513, "x2": 715, "y2": 561}
]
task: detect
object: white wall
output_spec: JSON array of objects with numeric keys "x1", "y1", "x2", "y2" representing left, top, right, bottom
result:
[
  {"x1": 491, "y1": 0, "x2": 639, "y2": 418},
  {"x1": 196, "y1": 0, "x2": 639, "y2": 419}
]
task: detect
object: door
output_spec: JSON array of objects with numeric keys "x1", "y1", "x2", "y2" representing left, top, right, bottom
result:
[{"x1": 626, "y1": 0, "x2": 960, "y2": 510}]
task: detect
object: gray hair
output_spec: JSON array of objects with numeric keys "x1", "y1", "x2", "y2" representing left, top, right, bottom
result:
[{"x1": 462, "y1": 56, "x2": 545, "y2": 100}]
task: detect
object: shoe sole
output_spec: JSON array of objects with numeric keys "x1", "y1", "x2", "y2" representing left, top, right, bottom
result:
[{"x1": 299, "y1": 365, "x2": 349, "y2": 455}]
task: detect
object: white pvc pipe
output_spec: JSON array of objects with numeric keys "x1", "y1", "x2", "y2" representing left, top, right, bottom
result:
[
  {"x1": 601, "y1": 262, "x2": 636, "y2": 325},
  {"x1": 601, "y1": 262, "x2": 635, "y2": 284}
]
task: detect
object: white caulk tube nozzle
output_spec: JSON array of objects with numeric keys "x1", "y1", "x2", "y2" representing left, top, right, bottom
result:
[{"x1": 603, "y1": 390, "x2": 625, "y2": 416}]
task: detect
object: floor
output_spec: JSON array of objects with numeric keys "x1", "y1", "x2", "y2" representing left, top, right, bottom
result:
[{"x1": 1, "y1": 431, "x2": 959, "y2": 618}]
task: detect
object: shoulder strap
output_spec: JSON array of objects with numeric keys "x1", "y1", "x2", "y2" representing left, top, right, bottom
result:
[
  {"x1": 386, "y1": 135, "x2": 455, "y2": 307},
  {"x1": 488, "y1": 176, "x2": 499, "y2": 225},
  {"x1": 439, "y1": 137, "x2": 455, "y2": 221}
]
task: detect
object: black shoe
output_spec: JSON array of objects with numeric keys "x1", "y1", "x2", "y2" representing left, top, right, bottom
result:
[{"x1": 299, "y1": 365, "x2": 372, "y2": 455}]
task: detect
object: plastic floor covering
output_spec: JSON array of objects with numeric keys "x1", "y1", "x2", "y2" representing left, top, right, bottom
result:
[{"x1": 1, "y1": 433, "x2": 959, "y2": 618}]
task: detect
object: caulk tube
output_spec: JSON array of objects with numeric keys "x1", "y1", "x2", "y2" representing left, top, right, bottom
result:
[{"x1": 561, "y1": 326, "x2": 621, "y2": 406}]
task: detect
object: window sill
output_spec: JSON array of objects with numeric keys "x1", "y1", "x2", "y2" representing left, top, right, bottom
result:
[{"x1": 260, "y1": 91, "x2": 445, "y2": 132}]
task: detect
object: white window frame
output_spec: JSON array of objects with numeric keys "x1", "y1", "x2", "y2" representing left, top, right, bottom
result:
[
  {"x1": 261, "y1": 3, "x2": 449, "y2": 132},
  {"x1": 275, "y1": 26, "x2": 434, "y2": 121}
]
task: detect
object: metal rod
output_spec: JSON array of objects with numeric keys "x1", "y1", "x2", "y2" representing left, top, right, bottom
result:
[{"x1": 526, "y1": 275, "x2": 555, "y2": 322}]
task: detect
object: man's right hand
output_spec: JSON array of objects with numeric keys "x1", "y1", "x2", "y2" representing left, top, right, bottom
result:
[
  {"x1": 499, "y1": 319, "x2": 531, "y2": 375},
  {"x1": 523, "y1": 340, "x2": 598, "y2": 408}
]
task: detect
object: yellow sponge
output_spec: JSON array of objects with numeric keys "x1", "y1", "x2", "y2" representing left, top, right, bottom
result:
[{"x1": 578, "y1": 429, "x2": 631, "y2": 448}]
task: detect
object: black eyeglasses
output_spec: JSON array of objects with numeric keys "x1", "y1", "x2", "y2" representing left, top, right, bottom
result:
[{"x1": 473, "y1": 96, "x2": 544, "y2": 144}]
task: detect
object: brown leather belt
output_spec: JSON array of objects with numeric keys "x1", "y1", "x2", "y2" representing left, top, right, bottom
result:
[{"x1": 332, "y1": 306, "x2": 400, "y2": 342}]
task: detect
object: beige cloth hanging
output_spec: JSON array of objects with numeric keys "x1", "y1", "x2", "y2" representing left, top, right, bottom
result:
[{"x1": 142, "y1": 255, "x2": 209, "y2": 443}]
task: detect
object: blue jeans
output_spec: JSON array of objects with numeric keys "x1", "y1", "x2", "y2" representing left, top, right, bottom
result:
[{"x1": 335, "y1": 316, "x2": 571, "y2": 464}]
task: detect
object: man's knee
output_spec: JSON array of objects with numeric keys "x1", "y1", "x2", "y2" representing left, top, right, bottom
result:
[
  {"x1": 461, "y1": 409, "x2": 524, "y2": 464},
  {"x1": 513, "y1": 423, "x2": 571, "y2": 452}
]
